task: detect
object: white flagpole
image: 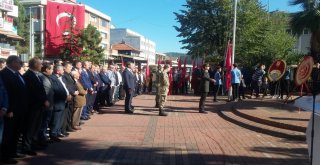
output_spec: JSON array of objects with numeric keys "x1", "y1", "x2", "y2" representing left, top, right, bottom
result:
[{"x1": 232, "y1": 0, "x2": 238, "y2": 65}]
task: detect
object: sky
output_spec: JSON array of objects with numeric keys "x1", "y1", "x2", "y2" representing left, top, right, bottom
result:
[{"x1": 77, "y1": 0, "x2": 302, "y2": 54}]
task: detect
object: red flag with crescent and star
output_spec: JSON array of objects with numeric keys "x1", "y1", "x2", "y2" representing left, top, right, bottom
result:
[
  {"x1": 225, "y1": 40, "x2": 232, "y2": 91},
  {"x1": 45, "y1": 1, "x2": 85, "y2": 57}
]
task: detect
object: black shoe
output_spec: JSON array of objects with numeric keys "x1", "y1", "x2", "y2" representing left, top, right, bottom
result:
[
  {"x1": 199, "y1": 110, "x2": 208, "y2": 114},
  {"x1": 50, "y1": 136, "x2": 62, "y2": 142},
  {"x1": 2, "y1": 158, "x2": 18, "y2": 164},
  {"x1": 62, "y1": 132, "x2": 70, "y2": 136},
  {"x1": 58, "y1": 133, "x2": 66, "y2": 138},
  {"x1": 131, "y1": 106, "x2": 135, "y2": 110},
  {"x1": 22, "y1": 150, "x2": 37, "y2": 156},
  {"x1": 12, "y1": 153, "x2": 26, "y2": 159},
  {"x1": 125, "y1": 110, "x2": 134, "y2": 114},
  {"x1": 159, "y1": 109, "x2": 168, "y2": 116}
]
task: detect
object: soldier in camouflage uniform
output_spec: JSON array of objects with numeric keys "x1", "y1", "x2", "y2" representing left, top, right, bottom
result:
[
  {"x1": 155, "y1": 65, "x2": 163, "y2": 108},
  {"x1": 158, "y1": 64, "x2": 171, "y2": 116}
]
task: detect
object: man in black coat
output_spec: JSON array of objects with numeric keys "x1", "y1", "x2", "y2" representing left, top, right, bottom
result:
[
  {"x1": 62, "y1": 62, "x2": 78, "y2": 133},
  {"x1": 198, "y1": 63, "x2": 215, "y2": 113},
  {"x1": 22, "y1": 57, "x2": 49, "y2": 155},
  {"x1": 0, "y1": 56, "x2": 27, "y2": 164},
  {"x1": 122, "y1": 62, "x2": 136, "y2": 113},
  {"x1": 50, "y1": 65, "x2": 68, "y2": 142}
]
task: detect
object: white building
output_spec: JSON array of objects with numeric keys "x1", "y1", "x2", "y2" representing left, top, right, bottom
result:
[
  {"x1": 110, "y1": 28, "x2": 156, "y2": 64},
  {"x1": 295, "y1": 29, "x2": 311, "y2": 55},
  {"x1": 0, "y1": 0, "x2": 22, "y2": 59}
]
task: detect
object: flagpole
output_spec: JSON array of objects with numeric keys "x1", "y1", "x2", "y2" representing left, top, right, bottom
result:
[{"x1": 232, "y1": 0, "x2": 238, "y2": 65}]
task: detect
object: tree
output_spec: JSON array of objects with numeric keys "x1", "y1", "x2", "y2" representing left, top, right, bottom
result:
[
  {"x1": 13, "y1": 0, "x2": 29, "y2": 54},
  {"x1": 77, "y1": 24, "x2": 104, "y2": 64},
  {"x1": 174, "y1": 0, "x2": 233, "y2": 59},
  {"x1": 290, "y1": 0, "x2": 320, "y2": 61},
  {"x1": 175, "y1": 0, "x2": 298, "y2": 67}
]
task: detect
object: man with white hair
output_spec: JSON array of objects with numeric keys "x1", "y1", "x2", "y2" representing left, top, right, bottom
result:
[{"x1": 106, "y1": 64, "x2": 116, "y2": 105}]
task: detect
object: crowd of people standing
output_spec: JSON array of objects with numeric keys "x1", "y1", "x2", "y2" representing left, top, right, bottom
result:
[{"x1": 0, "y1": 56, "x2": 147, "y2": 164}]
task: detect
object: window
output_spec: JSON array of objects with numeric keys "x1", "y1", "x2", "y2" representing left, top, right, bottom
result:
[
  {"x1": 90, "y1": 15, "x2": 97, "y2": 23},
  {"x1": 100, "y1": 32, "x2": 106, "y2": 39},
  {"x1": 304, "y1": 29, "x2": 309, "y2": 35},
  {"x1": 100, "y1": 19, "x2": 108, "y2": 27}
]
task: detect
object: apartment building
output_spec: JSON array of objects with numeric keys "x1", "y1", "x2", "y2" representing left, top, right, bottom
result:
[
  {"x1": 0, "y1": 0, "x2": 22, "y2": 59},
  {"x1": 110, "y1": 28, "x2": 156, "y2": 64}
]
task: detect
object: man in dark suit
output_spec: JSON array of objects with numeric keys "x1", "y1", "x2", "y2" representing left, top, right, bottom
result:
[
  {"x1": 0, "y1": 56, "x2": 27, "y2": 164},
  {"x1": 122, "y1": 62, "x2": 136, "y2": 113},
  {"x1": 80, "y1": 61, "x2": 93, "y2": 120},
  {"x1": 22, "y1": 57, "x2": 49, "y2": 155},
  {"x1": 62, "y1": 62, "x2": 78, "y2": 133},
  {"x1": 50, "y1": 65, "x2": 68, "y2": 142},
  {"x1": 99, "y1": 65, "x2": 111, "y2": 106},
  {"x1": 199, "y1": 63, "x2": 215, "y2": 113}
]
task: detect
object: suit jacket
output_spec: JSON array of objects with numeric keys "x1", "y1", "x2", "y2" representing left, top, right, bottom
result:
[
  {"x1": 23, "y1": 70, "x2": 47, "y2": 110},
  {"x1": 50, "y1": 74, "x2": 67, "y2": 110},
  {"x1": 80, "y1": 69, "x2": 93, "y2": 90},
  {"x1": 0, "y1": 67, "x2": 27, "y2": 115},
  {"x1": 122, "y1": 68, "x2": 136, "y2": 90},
  {"x1": 62, "y1": 73, "x2": 77, "y2": 96},
  {"x1": 200, "y1": 71, "x2": 211, "y2": 93},
  {"x1": 39, "y1": 73, "x2": 54, "y2": 111},
  {"x1": 74, "y1": 81, "x2": 86, "y2": 107},
  {"x1": 0, "y1": 76, "x2": 8, "y2": 110},
  {"x1": 99, "y1": 72, "x2": 111, "y2": 87}
]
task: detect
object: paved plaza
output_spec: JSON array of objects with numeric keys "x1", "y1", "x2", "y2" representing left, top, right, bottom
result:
[{"x1": 17, "y1": 95, "x2": 310, "y2": 165}]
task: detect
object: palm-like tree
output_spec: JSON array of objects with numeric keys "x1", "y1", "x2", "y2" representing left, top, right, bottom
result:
[{"x1": 290, "y1": 0, "x2": 320, "y2": 61}]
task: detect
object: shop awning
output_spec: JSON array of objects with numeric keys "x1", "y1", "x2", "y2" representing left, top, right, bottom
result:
[{"x1": 0, "y1": 30, "x2": 24, "y2": 40}]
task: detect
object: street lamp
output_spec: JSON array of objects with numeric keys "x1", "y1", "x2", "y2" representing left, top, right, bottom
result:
[
  {"x1": 29, "y1": 5, "x2": 43, "y2": 59},
  {"x1": 231, "y1": 0, "x2": 238, "y2": 65}
]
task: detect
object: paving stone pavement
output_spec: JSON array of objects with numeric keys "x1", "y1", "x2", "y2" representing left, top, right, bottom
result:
[{"x1": 17, "y1": 95, "x2": 309, "y2": 165}]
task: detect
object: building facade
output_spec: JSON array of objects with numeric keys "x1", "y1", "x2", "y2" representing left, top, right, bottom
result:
[
  {"x1": 84, "y1": 5, "x2": 111, "y2": 60},
  {"x1": 0, "y1": 0, "x2": 22, "y2": 59},
  {"x1": 110, "y1": 28, "x2": 156, "y2": 64}
]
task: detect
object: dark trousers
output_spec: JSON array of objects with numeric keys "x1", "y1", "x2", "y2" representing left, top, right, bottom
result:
[
  {"x1": 22, "y1": 108, "x2": 43, "y2": 152},
  {"x1": 232, "y1": 83, "x2": 240, "y2": 100},
  {"x1": 172, "y1": 81, "x2": 179, "y2": 95},
  {"x1": 281, "y1": 79, "x2": 290, "y2": 98},
  {"x1": 2, "y1": 114, "x2": 23, "y2": 160},
  {"x1": 50, "y1": 108, "x2": 64, "y2": 137},
  {"x1": 62, "y1": 101, "x2": 73, "y2": 133},
  {"x1": 251, "y1": 80, "x2": 261, "y2": 97},
  {"x1": 213, "y1": 85, "x2": 220, "y2": 101},
  {"x1": 125, "y1": 89, "x2": 133, "y2": 111},
  {"x1": 119, "y1": 84, "x2": 125, "y2": 100},
  {"x1": 38, "y1": 108, "x2": 53, "y2": 142},
  {"x1": 199, "y1": 92, "x2": 208, "y2": 110},
  {"x1": 148, "y1": 81, "x2": 153, "y2": 93}
]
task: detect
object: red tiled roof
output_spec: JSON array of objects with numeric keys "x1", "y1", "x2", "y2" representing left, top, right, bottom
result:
[{"x1": 112, "y1": 43, "x2": 141, "y2": 52}]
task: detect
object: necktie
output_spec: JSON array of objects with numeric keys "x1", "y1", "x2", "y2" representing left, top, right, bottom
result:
[{"x1": 16, "y1": 72, "x2": 25, "y2": 85}]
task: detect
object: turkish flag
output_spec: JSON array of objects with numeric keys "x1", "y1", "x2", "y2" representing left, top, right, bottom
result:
[
  {"x1": 225, "y1": 40, "x2": 232, "y2": 91},
  {"x1": 45, "y1": 1, "x2": 85, "y2": 57}
]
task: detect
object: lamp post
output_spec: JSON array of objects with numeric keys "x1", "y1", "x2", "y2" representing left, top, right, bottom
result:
[
  {"x1": 231, "y1": 0, "x2": 238, "y2": 65},
  {"x1": 29, "y1": 5, "x2": 43, "y2": 59}
]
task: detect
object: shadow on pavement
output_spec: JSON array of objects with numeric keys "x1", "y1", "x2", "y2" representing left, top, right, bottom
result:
[{"x1": 20, "y1": 140, "x2": 309, "y2": 165}]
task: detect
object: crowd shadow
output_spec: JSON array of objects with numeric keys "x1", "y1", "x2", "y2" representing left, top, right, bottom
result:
[{"x1": 20, "y1": 140, "x2": 309, "y2": 165}]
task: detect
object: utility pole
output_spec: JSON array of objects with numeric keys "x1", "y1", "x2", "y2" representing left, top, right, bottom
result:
[{"x1": 231, "y1": 0, "x2": 238, "y2": 65}]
